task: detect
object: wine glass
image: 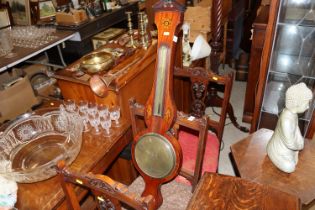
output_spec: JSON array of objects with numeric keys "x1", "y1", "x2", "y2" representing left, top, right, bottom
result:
[
  {"x1": 100, "y1": 115, "x2": 113, "y2": 137},
  {"x1": 109, "y1": 105, "x2": 121, "y2": 127},
  {"x1": 88, "y1": 113, "x2": 101, "y2": 135},
  {"x1": 98, "y1": 104, "x2": 109, "y2": 117},
  {"x1": 63, "y1": 99, "x2": 77, "y2": 113},
  {"x1": 87, "y1": 102, "x2": 98, "y2": 117},
  {"x1": 78, "y1": 100, "x2": 90, "y2": 132}
]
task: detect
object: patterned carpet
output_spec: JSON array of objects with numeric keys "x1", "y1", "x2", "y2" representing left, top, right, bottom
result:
[{"x1": 128, "y1": 176, "x2": 193, "y2": 210}]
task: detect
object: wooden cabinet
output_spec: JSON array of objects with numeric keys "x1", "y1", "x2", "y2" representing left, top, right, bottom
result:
[
  {"x1": 250, "y1": 0, "x2": 315, "y2": 138},
  {"x1": 242, "y1": 5, "x2": 269, "y2": 123},
  {"x1": 54, "y1": 41, "x2": 157, "y2": 123},
  {"x1": 226, "y1": 0, "x2": 245, "y2": 65}
]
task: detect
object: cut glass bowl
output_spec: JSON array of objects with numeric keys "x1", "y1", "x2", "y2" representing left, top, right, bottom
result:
[{"x1": 0, "y1": 108, "x2": 84, "y2": 183}]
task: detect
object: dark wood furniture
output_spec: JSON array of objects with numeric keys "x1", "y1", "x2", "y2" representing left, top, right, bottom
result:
[
  {"x1": 174, "y1": 66, "x2": 233, "y2": 142},
  {"x1": 231, "y1": 129, "x2": 315, "y2": 206},
  {"x1": 53, "y1": 40, "x2": 157, "y2": 123},
  {"x1": 250, "y1": 0, "x2": 315, "y2": 138},
  {"x1": 186, "y1": 172, "x2": 301, "y2": 210},
  {"x1": 225, "y1": 0, "x2": 245, "y2": 66},
  {"x1": 207, "y1": 0, "x2": 248, "y2": 133},
  {"x1": 57, "y1": 160, "x2": 154, "y2": 210},
  {"x1": 242, "y1": 5, "x2": 269, "y2": 123},
  {"x1": 58, "y1": 2, "x2": 139, "y2": 60},
  {"x1": 16, "y1": 113, "x2": 132, "y2": 209}
]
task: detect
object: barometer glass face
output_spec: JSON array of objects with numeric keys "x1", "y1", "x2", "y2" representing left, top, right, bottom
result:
[
  {"x1": 135, "y1": 133, "x2": 176, "y2": 179},
  {"x1": 153, "y1": 45, "x2": 169, "y2": 117}
]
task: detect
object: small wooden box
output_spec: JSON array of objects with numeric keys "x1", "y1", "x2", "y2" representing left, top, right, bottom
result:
[
  {"x1": 56, "y1": 10, "x2": 88, "y2": 26},
  {"x1": 92, "y1": 28, "x2": 126, "y2": 50}
]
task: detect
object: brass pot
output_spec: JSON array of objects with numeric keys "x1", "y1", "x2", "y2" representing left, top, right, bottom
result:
[{"x1": 80, "y1": 51, "x2": 114, "y2": 73}]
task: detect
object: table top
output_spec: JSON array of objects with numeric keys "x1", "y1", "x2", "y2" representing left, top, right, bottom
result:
[
  {"x1": 186, "y1": 172, "x2": 301, "y2": 210},
  {"x1": 15, "y1": 111, "x2": 132, "y2": 210},
  {"x1": 231, "y1": 128, "x2": 315, "y2": 205},
  {"x1": 0, "y1": 29, "x2": 75, "y2": 73}
]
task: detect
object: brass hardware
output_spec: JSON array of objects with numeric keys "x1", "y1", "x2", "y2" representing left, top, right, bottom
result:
[
  {"x1": 75, "y1": 179, "x2": 83, "y2": 184},
  {"x1": 125, "y1": 11, "x2": 138, "y2": 48},
  {"x1": 80, "y1": 51, "x2": 114, "y2": 73}
]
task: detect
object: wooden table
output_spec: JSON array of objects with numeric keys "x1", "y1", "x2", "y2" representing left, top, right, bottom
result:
[
  {"x1": 186, "y1": 172, "x2": 301, "y2": 210},
  {"x1": 0, "y1": 30, "x2": 75, "y2": 72},
  {"x1": 231, "y1": 129, "x2": 315, "y2": 206},
  {"x1": 16, "y1": 120, "x2": 132, "y2": 210}
]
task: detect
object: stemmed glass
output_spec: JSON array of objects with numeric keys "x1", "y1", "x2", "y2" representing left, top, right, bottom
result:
[
  {"x1": 88, "y1": 113, "x2": 101, "y2": 135},
  {"x1": 109, "y1": 105, "x2": 121, "y2": 127},
  {"x1": 98, "y1": 104, "x2": 109, "y2": 117},
  {"x1": 78, "y1": 100, "x2": 90, "y2": 132},
  {"x1": 100, "y1": 115, "x2": 113, "y2": 137},
  {"x1": 63, "y1": 99, "x2": 77, "y2": 113},
  {"x1": 87, "y1": 102, "x2": 98, "y2": 117}
]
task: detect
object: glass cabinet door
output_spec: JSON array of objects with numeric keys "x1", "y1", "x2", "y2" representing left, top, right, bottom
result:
[{"x1": 259, "y1": 0, "x2": 315, "y2": 136}]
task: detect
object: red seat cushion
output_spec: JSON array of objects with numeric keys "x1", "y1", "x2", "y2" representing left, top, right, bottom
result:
[{"x1": 176, "y1": 130, "x2": 220, "y2": 185}]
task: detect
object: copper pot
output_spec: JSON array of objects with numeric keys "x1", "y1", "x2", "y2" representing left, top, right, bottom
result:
[{"x1": 80, "y1": 51, "x2": 114, "y2": 73}]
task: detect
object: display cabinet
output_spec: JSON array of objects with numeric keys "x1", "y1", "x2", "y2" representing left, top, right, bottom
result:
[{"x1": 251, "y1": 0, "x2": 315, "y2": 138}]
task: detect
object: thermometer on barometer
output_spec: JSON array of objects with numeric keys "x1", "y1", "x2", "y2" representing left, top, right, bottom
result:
[{"x1": 153, "y1": 45, "x2": 169, "y2": 117}]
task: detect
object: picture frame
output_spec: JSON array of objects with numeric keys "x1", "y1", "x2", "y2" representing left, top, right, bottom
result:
[
  {"x1": 7, "y1": 0, "x2": 31, "y2": 25},
  {"x1": 0, "y1": 8, "x2": 11, "y2": 28},
  {"x1": 39, "y1": 0, "x2": 56, "y2": 20}
]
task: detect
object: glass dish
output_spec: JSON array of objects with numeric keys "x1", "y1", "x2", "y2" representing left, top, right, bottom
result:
[{"x1": 0, "y1": 108, "x2": 83, "y2": 183}]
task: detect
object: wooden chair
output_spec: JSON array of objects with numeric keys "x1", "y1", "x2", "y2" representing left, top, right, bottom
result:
[
  {"x1": 174, "y1": 66, "x2": 233, "y2": 142},
  {"x1": 56, "y1": 160, "x2": 155, "y2": 210},
  {"x1": 129, "y1": 98, "x2": 217, "y2": 192}
]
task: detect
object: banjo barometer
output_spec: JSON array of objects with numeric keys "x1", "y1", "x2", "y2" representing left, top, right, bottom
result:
[{"x1": 131, "y1": 0, "x2": 185, "y2": 209}]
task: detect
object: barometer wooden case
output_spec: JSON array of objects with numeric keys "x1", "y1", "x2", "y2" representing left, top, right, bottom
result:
[{"x1": 131, "y1": 0, "x2": 185, "y2": 209}]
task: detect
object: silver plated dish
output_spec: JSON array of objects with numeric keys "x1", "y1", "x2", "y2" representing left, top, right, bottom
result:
[{"x1": 0, "y1": 108, "x2": 83, "y2": 183}]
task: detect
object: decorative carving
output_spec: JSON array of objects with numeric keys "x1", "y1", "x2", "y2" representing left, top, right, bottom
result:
[
  {"x1": 191, "y1": 100, "x2": 206, "y2": 118},
  {"x1": 210, "y1": 0, "x2": 223, "y2": 73},
  {"x1": 88, "y1": 177, "x2": 115, "y2": 193}
]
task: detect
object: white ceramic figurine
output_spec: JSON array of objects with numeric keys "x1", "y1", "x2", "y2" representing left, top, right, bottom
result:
[{"x1": 267, "y1": 83, "x2": 313, "y2": 173}]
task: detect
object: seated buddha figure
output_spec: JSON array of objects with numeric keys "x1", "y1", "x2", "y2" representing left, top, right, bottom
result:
[{"x1": 266, "y1": 83, "x2": 313, "y2": 173}]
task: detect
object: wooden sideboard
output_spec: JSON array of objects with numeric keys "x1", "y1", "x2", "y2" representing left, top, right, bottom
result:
[
  {"x1": 242, "y1": 5, "x2": 269, "y2": 123},
  {"x1": 54, "y1": 41, "x2": 157, "y2": 123}
]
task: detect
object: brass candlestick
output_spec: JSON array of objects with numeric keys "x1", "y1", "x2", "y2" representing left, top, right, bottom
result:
[
  {"x1": 125, "y1": 11, "x2": 138, "y2": 48},
  {"x1": 138, "y1": 12, "x2": 149, "y2": 50}
]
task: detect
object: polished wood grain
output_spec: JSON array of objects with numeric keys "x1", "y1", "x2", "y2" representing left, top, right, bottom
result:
[
  {"x1": 16, "y1": 119, "x2": 132, "y2": 210},
  {"x1": 250, "y1": 0, "x2": 280, "y2": 133},
  {"x1": 131, "y1": 2, "x2": 185, "y2": 208},
  {"x1": 186, "y1": 172, "x2": 301, "y2": 210},
  {"x1": 242, "y1": 5, "x2": 269, "y2": 123},
  {"x1": 231, "y1": 129, "x2": 315, "y2": 205},
  {"x1": 54, "y1": 41, "x2": 157, "y2": 123},
  {"x1": 57, "y1": 161, "x2": 154, "y2": 210}
]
